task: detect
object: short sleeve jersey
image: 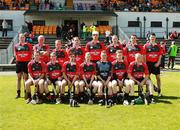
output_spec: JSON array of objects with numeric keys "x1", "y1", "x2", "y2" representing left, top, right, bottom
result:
[
  {"x1": 28, "y1": 60, "x2": 46, "y2": 79},
  {"x1": 33, "y1": 44, "x2": 50, "y2": 63},
  {"x1": 85, "y1": 41, "x2": 106, "y2": 61},
  {"x1": 128, "y1": 61, "x2": 149, "y2": 79},
  {"x1": 80, "y1": 62, "x2": 96, "y2": 80},
  {"x1": 143, "y1": 42, "x2": 163, "y2": 62},
  {"x1": 112, "y1": 60, "x2": 128, "y2": 80},
  {"x1": 47, "y1": 61, "x2": 63, "y2": 80},
  {"x1": 14, "y1": 42, "x2": 32, "y2": 62},
  {"x1": 96, "y1": 61, "x2": 112, "y2": 80},
  {"x1": 52, "y1": 49, "x2": 69, "y2": 65}
]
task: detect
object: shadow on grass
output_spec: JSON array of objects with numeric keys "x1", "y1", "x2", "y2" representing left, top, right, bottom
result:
[{"x1": 154, "y1": 95, "x2": 180, "y2": 104}]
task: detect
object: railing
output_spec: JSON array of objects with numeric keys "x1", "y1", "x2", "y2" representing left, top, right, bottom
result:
[
  {"x1": 118, "y1": 27, "x2": 130, "y2": 43},
  {"x1": 0, "y1": 25, "x2": 28, "y2": 64}
]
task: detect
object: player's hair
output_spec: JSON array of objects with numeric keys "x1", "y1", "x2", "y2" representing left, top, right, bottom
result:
[
  {"x1": 85, "y1": 52, "x2": 90, "y2": 57},
  {"x1": 55, "y1": 40, "x2": 61, "y2": 45},
  {"x1": 150, "y1": 33, "x2": 156, "y2": 36},
  {"x1": 101, "y1": 50, "x2": 107, "y2": 55},
  {"x1": 50, "y1": 52, "x2": 56, "y2": 57},
  {"x1": 38, "y1": 35, "x2": 45, "y2": 40},
  {"x1": 116, "y1": 50, "x2": 122, "y2": 54},
  {"x1": 33, "y1": 51, "x2": 40, "y2": 58},
  {"x1": 72, "y1": 37, "x2": 79, "y2": 41}
]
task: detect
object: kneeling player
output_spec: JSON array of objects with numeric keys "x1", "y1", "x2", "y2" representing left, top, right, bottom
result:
[
  {"x1": 112, "y1": 50, "x2": 129, "y2": 104},
  {"x1": 63, "y1": 53, "x2": 80, "y2": 106},
  {"x1": 79, "y1": 52, "x2": 97, "y2": 104},
  {"x1": 45, "y1": 52, "x2": 67, "y2": 104},
  {"x1": 127, "y1": 53, "x2": 155, "y2": 105},
  {"x1": 96, "y1": 51, "x2": 113, "y2": 106},
  {"x1": 25, "y1": 52, "x2": 46, "y2": 104}
]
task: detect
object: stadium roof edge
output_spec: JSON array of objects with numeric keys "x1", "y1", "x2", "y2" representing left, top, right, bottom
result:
[{"x1": 23, "y1": 10, "x2": 118, "y2": 16}]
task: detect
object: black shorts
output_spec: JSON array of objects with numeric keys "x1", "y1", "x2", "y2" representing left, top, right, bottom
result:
[
  {"x1": 136, "y1": 78, "x2": 144, "y2": 83},
  {"x1": 147, "y1": 62, "x2": 160, "y2": 75},
  {"x1": 49, "y1": 78, "x2": 58, "y2": 86},
  {"x1": 16, "y1": 61, "x2": 29, "y2": 74}
]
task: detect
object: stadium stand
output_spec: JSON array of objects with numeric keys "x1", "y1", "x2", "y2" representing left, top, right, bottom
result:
[{"x1": 0, "y1": 37, "x2": 13, "y2": 49}]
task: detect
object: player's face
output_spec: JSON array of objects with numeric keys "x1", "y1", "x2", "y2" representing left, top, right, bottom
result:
[
  {"x1": 73, "y1": 38, "x2": 80, "y2": 46},
  {"x1": 112, "y1": 36, "x2": 118, "y2": 43},
  {"x1": 136, "y1": 55, "x2": 142, "y2": 63},
  {"x1": 85, "y1": 53, "x2": 91, "y2": 61},
  {"x1": 101, "y1": 53, "x2": 107, "y2": 61},
  {"x1": 19, "y1": 34, "x2": 25, "y2": 43},
  {"x1": 51, "y1": 55, "x2": 56, "y2": 62},
  {"x1": 34, "y1": 53, "x2": 40, "y2": 61},
  {"x1": 130, "y1": 36, "x2": 137, "y2": 44},
  {"x1": 150, "y1": 35, "x2": 156, "y2": 43},
  {"x1": 38, "y1": 37, "x2": 45, "y2": 44},
  {"x1": 92, "y1": 34, "x2": 99, "y2": 40},
  {"x1": 56, "y1": 41, "x2": 61, "y2": 49},
  {"x1": 69, "y1": 55, "x2": 76, "y2": 62},
  {"x1": 116, "y1": 53, "x2": 123, "y2": 60}
]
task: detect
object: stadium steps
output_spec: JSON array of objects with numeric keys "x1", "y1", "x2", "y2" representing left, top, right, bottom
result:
[{"x1": 0, "y1": 37, "x2": 13, "y2": 49}]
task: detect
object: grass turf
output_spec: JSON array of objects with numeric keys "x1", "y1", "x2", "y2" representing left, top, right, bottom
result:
[{"x1": 0, "y1": 72, "x2": 180, "y2": 130}]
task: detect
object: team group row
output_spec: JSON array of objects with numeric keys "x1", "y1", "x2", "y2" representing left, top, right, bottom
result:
[{"x1": 14, "y1": 31, "x2": 163, "y2": 106}]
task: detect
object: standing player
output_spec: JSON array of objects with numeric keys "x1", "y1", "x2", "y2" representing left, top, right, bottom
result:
[
  {"x1": 14, "y1": 33, "x2": 33, "y2": 98},
  {"x1": 85, "y1": 31, "x2": 106, "y2": 63},
  {"x1": 45, "y1": 52, "x2": 67, "y2": 104},
  {"x1": 96, "y1": 51, "x2": 113, "y2": 106},
  {"x1": 68, "y1": 37, "x2": 85, "y2": 64},
  {"x1": 124, "y1": 34, "x2": 145, "y2": 63},
  {"x1": 63, "y1": 53, "x2": 80, "y2": 105},
  {"x1": 128, "y1": 53, "x2": 155, "y2": 105},
  {"x1": 52, "y1": 40, "x2": 68, "y2": 65},
  {"x1": 25, "y1": 52, "x2": 46, "y2": 104},
  {"x1": 112, "y1": 50, "x2": 129, "y2": 104},
  {"x1": 144, "y1": 33, "x2": 163, "y2": 97},
  {"x1": 33, "y1": 35, "x2": 50, "y2": 63},
  {"x1": 106, "y1": 35, "x2": 125, "y2": 62},
  {"x1": 79, "y1": 52, "x2": 97, "y2": 104}
]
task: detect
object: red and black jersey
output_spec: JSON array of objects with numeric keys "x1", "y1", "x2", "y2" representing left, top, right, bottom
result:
[
  {"x1": 112, "y1": 60, "x2": 128, "y2": 80},
  {"x1": 14, "y1": 42, "x2": 33, "y2": 62},
  {"x1": 63, "y1": 61, "x2": 79, "y2": 80},
  {"x1": 68, "y1": 47, "x2": 85, "y2": 64},
  {"x1": 124, "y1": 44, "x2": 145, "y2": 63},
  {"x1": 47, "y1": 61, "x2": 62, "y2": 80},
  {"x1": 33, "y1": 44, "x2": 50, "y2": 63},
  {"x1": 106, "y1": 44, "x2": 124, "y2": 62},
  {"x1": 96, "y1": 61, "x2": 112, "y2": 80},
  {"x1": 85, "y1": 41, "x2": 106, "y2": 61},
  {"x1": 52, "y1": 49, "x2": 69, "y2": 65},
  {"x1": 128, "y1": 61, "x2": 149, "y2": 79},
  {"x1": 28, "y1": 60, "x2": 46, "y2": 79},
  {"x1": 80, "y1": 62, "x2": 96, "y2": 80},
  {"x1": 143, "y1": 42, "x2": 163, "y2": 62}
]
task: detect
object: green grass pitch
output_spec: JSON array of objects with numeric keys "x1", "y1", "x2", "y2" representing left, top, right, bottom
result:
[{"x1": 0, "y1": 72, "x2": 180, "y2": 130}]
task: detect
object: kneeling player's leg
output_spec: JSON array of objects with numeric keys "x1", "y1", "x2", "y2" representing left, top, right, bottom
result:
[
  {"x1": 74, "y1": 80, "x2": 80, "y2": 95},
  {"x1": 44, "y1": 80, "x2": 51, "y2": 99},
  {"x1": 25, "y1": 79, "x2": 33, "y2": 102},
  {"x1": 79, "y1": 80, "x2": 85, "y2": 93},
  {"x1": 60, "y1": 79, "x2": 67, "y2": 98},
  {"x1": 92, "y1": 81, "x2": 98, "y2": 94},
  {"x1": 112, "y1": 80, "x2": 118, "y2": 94},
  {"x1": 38, "y1": 79, "x2": 45, "y2": 103},
  {"x1": 146, "y1": 79, "x2": 155, "y2": 103},
  {"x1": 97, "y1": 81, "x2": 103, "y2": 96}
]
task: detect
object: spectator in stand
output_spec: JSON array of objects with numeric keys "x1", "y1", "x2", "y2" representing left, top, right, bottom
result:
[
  {"x1": 56, "y1": 25, "x2": 62, "y2": 38},
  {"x1": 168, "y1": 41, "x2": 178, "y2": 69},
  {"x1": 25, "y1": 21, "x2": 33, "y2": 33},
  {"x1": 2, "y1": 19, "x2": 8, "y2": 37}
]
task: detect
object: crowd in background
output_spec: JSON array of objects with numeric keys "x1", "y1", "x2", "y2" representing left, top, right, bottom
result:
[{"x1": 0, "y1": 0, "x2": 180, "y2": 12}]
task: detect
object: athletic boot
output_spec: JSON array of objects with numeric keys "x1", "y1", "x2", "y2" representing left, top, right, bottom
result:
[
  {"x1": 15, "y1": 90, "x2": 21, "y2": 99},
  {"x1": 25, "y1": 92, "x2": 31, "y2": 104}
]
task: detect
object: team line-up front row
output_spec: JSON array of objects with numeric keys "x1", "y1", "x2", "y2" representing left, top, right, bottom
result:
[{"x1": 14, "y1": 31, "x2": 163, "y2": 106}]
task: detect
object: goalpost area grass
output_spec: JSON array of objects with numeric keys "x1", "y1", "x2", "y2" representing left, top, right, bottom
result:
[{"x1": 0, "y1": 72, "x2": 180, "y2": 130}]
